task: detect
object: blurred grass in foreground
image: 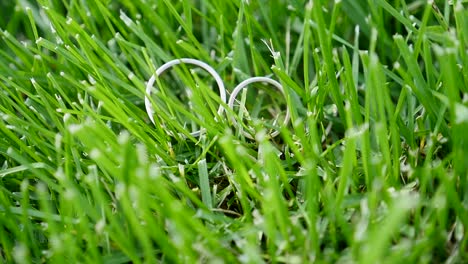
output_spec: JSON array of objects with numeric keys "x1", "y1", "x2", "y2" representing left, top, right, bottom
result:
[{"x1": 0, "y1": 0, "x2": 468, "y2": 263}]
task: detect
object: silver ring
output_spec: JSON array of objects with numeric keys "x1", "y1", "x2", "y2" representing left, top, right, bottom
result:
[
  {"x1": 228, "y1": 77, "x2": 290, "y2": 138},
  {"x1": 144, "y1": 58, "x2": 227, "y2": 137}
]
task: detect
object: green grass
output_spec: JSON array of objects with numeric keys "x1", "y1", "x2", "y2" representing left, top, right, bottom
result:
[{"x1": 1, "y1": 0, "x2": 468, "y2": 263}]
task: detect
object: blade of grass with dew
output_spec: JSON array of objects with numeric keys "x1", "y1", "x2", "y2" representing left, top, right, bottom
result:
[{"x1": 0, "y1": 0, "x2": 467, "y2": 262}]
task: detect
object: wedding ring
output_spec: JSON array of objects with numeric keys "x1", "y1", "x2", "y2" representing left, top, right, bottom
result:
[
  {"x1": 144, "y1": 58, "x2": 227, "y2": 137},
  {"x1": 228, "y1": 77, "x2": 290, "y2": 138}
]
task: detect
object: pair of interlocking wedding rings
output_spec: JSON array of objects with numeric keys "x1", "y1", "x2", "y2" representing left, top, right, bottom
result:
[{"x1": 144, "y1": 58, "x2": 290, "y2": 139}]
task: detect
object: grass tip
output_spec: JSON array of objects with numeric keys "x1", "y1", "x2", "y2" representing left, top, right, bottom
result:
[
  {"x1": 455, "y1": 103, "x2": 468, "y2": 124},
  {"x1": 36, "y1": 181, "x2": 48, "y2": 195},
  {"x1": 120, "y1": 10, "x2": 133, "y2": 26},
  {"x1": 89, "y1": 148, "x2": 102, "y2": 159},
  {"x1": 6, "y1": 147, "x2": 14, "y2": 156},
  {"x1": 67, "y1": 123, "x2": 83, "y2": 134},
  {"x1": 63, "y1": 188, "x2": 77, "y2": 201},
  {"x1": 1, "y1": 113, "x2": 10, "y2": 121},
  {"x1": 118, "y1": 130, "x2": 130, "y2": 145},
  {"x1": 88, "y1": 75, "x2": 96, "y2": 85},
  {"x1": 54, "y1": 167, "x2": 66, "y2": 181},
  {"x1": 115, "y1": 182, "x2": 126, "y2": 200},
  {"x1": 54, "y1": 133, "x2": 62, "y2": 150},
  {"x1": 255, "y1": 129, "x2": 268, "y2": 142},
  {"x1": 12, "y1": 243, "x2": 28, "y2": 264},
  {"x1": 95, "y1": 218, "x2": 106, "y2": 234}
]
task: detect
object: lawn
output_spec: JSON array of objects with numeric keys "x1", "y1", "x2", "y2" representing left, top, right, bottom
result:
[{"x1": 1, "y1": 0, "x2": 468, "y2": 263}]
